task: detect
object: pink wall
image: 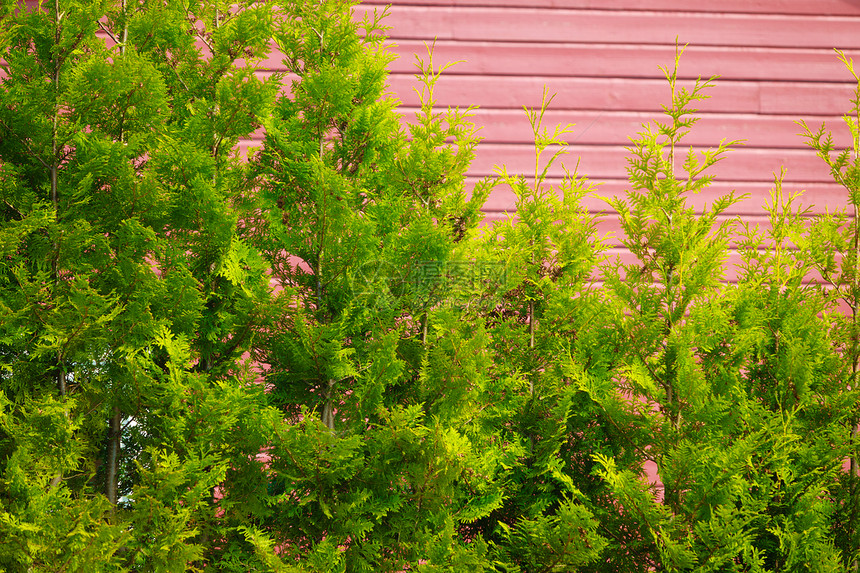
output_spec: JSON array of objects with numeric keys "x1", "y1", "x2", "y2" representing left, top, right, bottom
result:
[{"x1": 356, "y1": 0, "x2": 860, "y2": 278}]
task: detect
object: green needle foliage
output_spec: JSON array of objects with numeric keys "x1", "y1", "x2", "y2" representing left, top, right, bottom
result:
[
  {"x1": 795, "y1": 49, "x2": 860, "y2": 567},
  {"x1": 466, "y1": 88, "x2": 611, "y2": 573},
  {"x1": 246, "y1": 2, "x2": 499, "y2": 570},
  {"x1": 2, "y1": 2, "x2": 860, "y2": 571},
  {"x1": 584, "y1": 45, "x2": 849, "y2": 571},
  {"x1": 1, "y1": 0, "x2": 279, "y2": 569}
]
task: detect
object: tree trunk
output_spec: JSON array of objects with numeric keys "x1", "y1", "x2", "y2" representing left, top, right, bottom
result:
[
  {"x1": 106, "y1": 406, "x2": 122, "y2": 505},
  {"x1": 322, "y1": 379, "x2": 336, "y2": 431}
]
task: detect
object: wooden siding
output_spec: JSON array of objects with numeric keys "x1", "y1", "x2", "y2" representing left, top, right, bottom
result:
[{"x1": 352, "y1": 0, "x2": 860, "y2": 261}]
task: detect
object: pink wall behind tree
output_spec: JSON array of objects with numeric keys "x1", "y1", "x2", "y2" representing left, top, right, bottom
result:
[{"x1": 354, "y1": 0, "x2": 860, "y2": 280}]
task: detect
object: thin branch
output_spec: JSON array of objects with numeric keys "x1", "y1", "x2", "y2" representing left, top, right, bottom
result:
[{"x1": 97, "y1": 20, "x2": 121, "y2": 47}]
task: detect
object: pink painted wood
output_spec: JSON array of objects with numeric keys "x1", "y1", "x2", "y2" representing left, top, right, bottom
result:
[
  {"x1": 361, "y1": 0, "x2": 860, "y2": 16},
  {"x1": 347, "y1": 0, "x2": 860, "y2": 253}
]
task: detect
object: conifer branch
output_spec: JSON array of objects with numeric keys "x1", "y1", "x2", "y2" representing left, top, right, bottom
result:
[{"x1": 97, "y1": 20, "x2": 121, "y2": 47}]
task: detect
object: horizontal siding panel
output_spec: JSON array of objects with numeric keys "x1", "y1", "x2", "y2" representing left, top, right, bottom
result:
[
  {"x1": 600, "y1": 248, "x2": 756, "y2": 284},
  {"x1": 467, "y1": 143, "x2": 831, "y2": 181},
  {"x1": 357, "y1": 5, "x2": 860, "y2": 50},
  {"x1": 488, "y1": 211, "x2": 775, "y2": 244},
  {"x1": 388, "y1": 75, "x2": 857, "y2": 116},
  {"x1": 360, "y1": 0, "x2": 860, "y2": 17},
  {"x1": 383, "y1": 41, "x2": 860, "y2": 82},
  {"x1": 593, "y1": 213, "x2": 777, "y2": 247},
  {"x1": 389, "y1": 74, "x2": 755, "y2": 111},
  {"x1": 462, "y1": 234, "x2": 753, "y2": 282},
  {"x1": 258, "y1": 70, "x2": 856, "y2": 123},
  {"x1": 600, "y1": 248, "x2": 833, "y2": 287},
  {"x1": 398, "y1": 107, "x2": 851, "y2": 148},
  {"x1": 760, "y1": 82, "x2": 858, "y2": 114},
  {"x1": 479, "y1": 179, "x2": 850, "y2": 216}
]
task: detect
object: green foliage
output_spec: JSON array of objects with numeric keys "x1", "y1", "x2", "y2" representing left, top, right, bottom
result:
[
  {"x1": 795, "y1": 49, "x2": 860, "y2": 567},
  {"x1": 578, "y1": 44, "x2": 850, "y2": 571},
  {"x1": 0, "y1": 0, "x2": 278, "y2": 569},
  {"x1": 2, "y1": 2, "x2": 860, "y2": 571}
]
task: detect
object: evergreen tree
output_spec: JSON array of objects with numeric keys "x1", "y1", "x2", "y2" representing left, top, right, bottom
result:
[
  {"x1": 588, "y1": 45, "x2": 847, "y2": 571},
  {"x1": 464, "y1": 90, "x2": 614, "y2": 572},
  {"x1": 796, "y1": 49, "x2": 860, "y2": 568},
  {"x1": 0, "y1": 0, "x2": 279, "y2": 568},
  {"x1": 243, "y1": 2, "x2": 511, "y2": 569}
]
